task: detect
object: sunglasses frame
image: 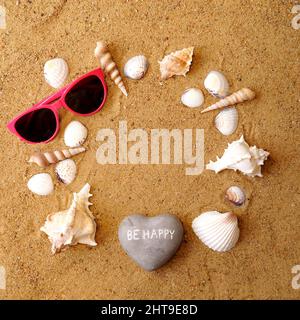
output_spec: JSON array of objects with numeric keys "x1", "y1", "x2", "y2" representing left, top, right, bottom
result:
[{"x1": 7, "y1": 68, "x2": 107, "y2": 144}]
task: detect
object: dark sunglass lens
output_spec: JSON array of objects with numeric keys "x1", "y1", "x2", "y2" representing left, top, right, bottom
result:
[
  {"x1": 65, "y1": 75, "x2": 104, "y2": 114},
  {"x1": 15, "y1": 108, "x2": 57, "y2": 143}
]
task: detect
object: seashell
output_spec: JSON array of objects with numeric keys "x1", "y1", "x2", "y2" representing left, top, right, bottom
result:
[
  {"x1": 124, "y1": 55, "x2": 149, "y2": 80},
  {"x1": 55, "y1": 159, "x2": 77, "y2": 185},
  {"x1": 206, "y1": 135, "x2": 269, "y2": 177},
  {"x1": 159, "y1": 47, "x2": 194, "y2": 80},
  {"x1": 192, "y1": 211, "x2": 239, "y2": 252},
  {"x1": 64, "y1": 121, "x2": 87, "y2": 147},
  {"x1": 214, "y1": 107, "x2": 238, "y2": 136},
  {"x1": 204, "y1": 70, "x2": 229, "y2": 98},
  {"x1": 28, "y1": 147, "x2": 86, "y2": 168},
  {"x1": 94, "y1": 41, "x2": 128, "y2": 96},
  {"x1": 181, "y1": 88, "x2": 204, "y2": 108},
  {"x1": 40, "y1": 183, "x2": 97, "y2": 254},
  {"x1": 0, "y1": 5, "x2": 6, "y2": 30},
  {"x1": 225, "y1": 186, "x2": 246, "y2": 206},
  {"x1": 201, "y1": 88, "x2": 255, "y2": 113},
  {"x1": 44, "y1": 58, "x2": 69, "y2": 89},
  {"x1": 27, "y1": 173, "x2": 54, "y2": 196},
  {"x1": 291, "y1": 5, "x2": 300, "y2": 30}
]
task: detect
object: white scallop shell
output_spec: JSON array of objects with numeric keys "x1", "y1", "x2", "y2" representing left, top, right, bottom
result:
[
  {"x1": 204, "y1": 70, "x2": 229, "y2": 98},
  {"x1": 192, "y1": 211, "x2": 239, "y2": 252},
  {"x1": 27, "y1": 173, "x2": 54, "y2": 196},
  {"x1": 225, "y1": 186, "x2": 246, "y2": 206},
  {"x1": 44, "y1": 58, "x2": 69, "y2": 88},
  {"x1": 55, "y1": 159, "x2": 77, "y2": 185},
  {"x1": 181, "y1": 88, "x2": 204, "y2": 108},
  {"x1": 64, "y1": 121, "x2": 88, "y2": 147},
  {"x1": 124, "y1": 55, "x2": 149, "y2": 80},
  {"x1": 215, "y1": 107, "x2": 238, "y2": 136}
]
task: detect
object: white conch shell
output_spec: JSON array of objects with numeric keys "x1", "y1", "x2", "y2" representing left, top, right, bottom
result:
[
  {"x1": 225, "y1": 186, "x2": 246, "y2": 206},
  {"x1": 40, "y1": 183, "x2": 97, "y2": 254},
  {"x1": 181, "y1": 88, "x2": 204, "y2": 108},
  {"x1": 201, "y1": 88, "x2": 255, "y2": 113},
  {"x1": 55, "y1": 159, "x2": 77, "y2": 185},
  {"x1": 124, "y1": 55, "x2": 149, "y2": 80},
  {"x1": 44, "y1": 58, "x2": 69, "y2": 88},
  {"x1": 206, "y1": 135, "x2": 269, "y2": 177},
  {"x1": 27, "y1": 173, "x2": 54, "y2": 196},
  {"x1": 204, "y1": 70, "x2": 229, "y2": 98},
  {"x1": 214, "y1": 107, "x2": 238, "y2": 136},
  {"x1": 159, "y1": 47, "x2": 194, "y2": 80},
  {"x1": 64, "y1": 121, "x2": 88, "y2": 147},
  {"x1": 192, "y1": 211, "x2": 239, "y2": 252}
]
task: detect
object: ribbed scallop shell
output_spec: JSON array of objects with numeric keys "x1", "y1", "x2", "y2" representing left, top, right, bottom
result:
[
  {"x1": 181, "y1": 88, "x2": 204, "y2": 108},
  {"x1": 124, "y1": 55, "x2": 149, "y2": 80},
  {"x1": 27, "y1": 173, "x2": 54, "y2": 196},
  {"x1": 214, "y1": 107, "x2": 238, "y2": 136},
  {"x1": 204, "y1": 70, "x2": 229, "y2": 98},
  {"x1": 225, "y1": 186, "x2": 246, "y2": 206},
  {"x1": 192, "y1": 211, "x2": 239, "y2": 252},
  {"x1": 44, "y1": 58, "x2": 69, "y2": 88},
  {"x1": 64, "y1": 121, "x2": 87, "y2": 147},
  {"x1": 55, "y1": 159, "x2": 77, "y2": 185}
]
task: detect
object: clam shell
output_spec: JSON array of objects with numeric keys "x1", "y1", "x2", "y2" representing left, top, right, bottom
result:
[
  {"x1": 55, "y1": 159, "x2": 77, "y2": 185},
  {"x1": 44, "y1": 58, "x2": 69, "y2": 88},
  {"x1": 64, "y1": 121, "x2": 88, "y2": 147},
  {"x1": 124, "y1": 55, "x2": 149, "y2": 80},
  {"x1": 204, "y1": 70, "x2": 229, "y2": 98},
  {"x1": 192, "y1": 211, "x2": 239, "y2": 252},
  {"x1": 214, "y1": 107, "x2": 238, "y2": 136},
  {"x1": 181, "y1": 88, "x2": 204, "y2": 108},
  {"x1": 27, "y1": 173, "x2": 54, "y2": 196},
  {"x1": 225, "y1": 186, "x2": 246, "y2": 206}
]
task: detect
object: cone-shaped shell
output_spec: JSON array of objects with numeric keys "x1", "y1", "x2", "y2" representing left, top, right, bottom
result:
[
  {"x1": 225, "y1": 186, "x2": 246, "y2": 206},
  {"x1": 159, "y1": 47, "x2": 194, "y2": 80},
  {"x1": 192, "y1": 211, "x2": 239, "y2": 252},
  {"x1": 44, "y1": 58, "x2": 69, "y2": 88},
  {"x1": 215, "y1": 107, "x2": 238, "y2": 136}
]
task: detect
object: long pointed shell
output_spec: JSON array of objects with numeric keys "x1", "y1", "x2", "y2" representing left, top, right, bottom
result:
[
  {"x1": 225, "y1": 186, "x2": 246, "y2": 206},
  {"x1": 64, "y1": 121, "x2": 88, "y2": 147},
  {"x1": 94, "y1": 41, "x2": 128, "y2": 96},
  {"x1": 201, "y1": 88, "x2": 255, "y2": 113},
  {"x1": 27, "y1": 173, "x2": 54, "y2": 196},
  {"x1": 159, "y1": 47, "x2": 194, "y2": 80},
  {"x1": 40, "y1": 183, "x2": 97, "y2": 254},
  {"x1": 28, "y1": 147, "x2": 86, "y2": 167},
  {"x1": 215, "y1": 107, "x2": 238, "y2": 136},
  {"x1": 124, "y1": 55, "x2": 149, "y2": 80},
  {"x1": 55, "y1": 159, "x2": 77, "y2": 185},
  {"x1": 204, "y1": 70, "x2": 229, "y2": 98},
  {"x1": 44, "y1": 58, "x2": 69, "y2": 88},
  {"x1": 192, "y1": 211, "x2": 239, "y2": 252}
]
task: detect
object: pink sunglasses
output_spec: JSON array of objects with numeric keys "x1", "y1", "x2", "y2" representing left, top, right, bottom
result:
[{"x1": 7, "y1": 68, "x2": 107, "y2": 144}]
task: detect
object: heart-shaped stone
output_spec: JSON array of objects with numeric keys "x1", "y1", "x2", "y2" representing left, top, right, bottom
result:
[{"x1": 118, "y1": 214, "x2": 184, "y2": 271}]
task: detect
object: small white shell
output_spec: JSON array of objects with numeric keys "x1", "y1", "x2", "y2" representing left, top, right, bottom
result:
[
  {"x1": 44, "y1": 58, "x2": 69, "y2": 88},
  {"x1": 192, "y1": 211, "x2": 239, "y2": 252},
  {"x1": 64, "y1": 121, "x2": 87, "y2": 147},
  {"x1": 204, "y1": 70, "x2": 229, "y2": 98},
  {"x1": 27, "y1": 173, "x2": 54, "y2": 196},
  {"x1": 55, "y1": 159, "x2": 77, "y2": 185},
  {"x1": 124, "y1": 55, "x2": 149, "y2": 80},
  {"x1": 181, "y1": 88, "x2": 204, "y2": 108},
  {"x1": 225, "y1": 186, "x2": 246, "y2": 206},
  {"x1": 215, "y1": 107, "x2": 238, "y2": 136}
]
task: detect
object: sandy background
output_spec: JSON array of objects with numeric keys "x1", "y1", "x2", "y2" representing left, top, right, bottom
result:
[{"x1": 0, "y1": 0, "x2": 299, "y2": 299}]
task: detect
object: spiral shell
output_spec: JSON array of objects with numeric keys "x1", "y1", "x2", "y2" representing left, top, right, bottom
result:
[
  {"x1": 124, "y1": 55, "x2": 149, "y2": 80},
  {"x1": 214, "y1": 107, "x2": 238, "y2": 136},
  {"x1": 55, "y1": 159, "x2": 77, "y2": 185},
  {"x1": 27, "y1": 173, "x2": 54, "y2": 196},
  {"x1": 204, "y1": 70, "x2": 229, "y2": 98},
  {"x1": 94, "y1": 41, "x2": 128, "y2": 96},
  {"x1": 181, "y1": 88, "x2": 204, "y2": 108},
  {"x1": 225, "y1": 186, "x2": 246, "y2": 206},
  {"x1": 201, "y1": 88, "x2": 255, "y2": 113},
  {"x1": 44, "y1": 58, "x2": 69, "y2": 88},
  {"x1": 64, "y1": 121, "x2": 87, "y2": 147},
  {"x1": 192, "y1": 211, "x2": 239, "y2": 252}
]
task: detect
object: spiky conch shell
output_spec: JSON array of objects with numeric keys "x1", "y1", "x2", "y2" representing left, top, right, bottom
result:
[
  {"x1": 28, "y1": 147, "x2": 86, "y2": 167},
  {"x1": 159, "y1": 47, "x2": 194, "y2": 80},
  {"x1": 192, "y1": 211, "x2": 239, "y2": 252},
  {"x1": 94, "y1": 41, "x2": 127, "y2": 96},
  {"x1": 40, "y1": 183, "x2": 97, "y2": 254},
  {"x1": 201, "y1": 88, "x2": 255, "y2": 113}
]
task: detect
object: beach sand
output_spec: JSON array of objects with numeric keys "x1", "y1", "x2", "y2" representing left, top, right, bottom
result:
[{"x1": 0, "y1": 0, "x2": 299, "y2": 299}]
